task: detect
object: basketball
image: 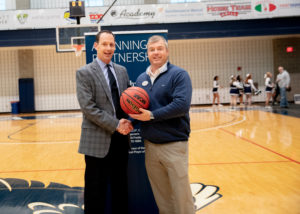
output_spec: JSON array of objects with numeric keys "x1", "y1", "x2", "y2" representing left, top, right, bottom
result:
[{"x1": 120, "y1": 87, "x2": 150, "y2": 114}]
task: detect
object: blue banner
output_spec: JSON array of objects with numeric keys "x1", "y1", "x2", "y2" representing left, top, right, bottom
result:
[
  {"x1": 85, "y1": 30, "x2": 168, "y2": 214},
  {"x1": 86, "y1": 31, "x2": 167, "y2": 82}
]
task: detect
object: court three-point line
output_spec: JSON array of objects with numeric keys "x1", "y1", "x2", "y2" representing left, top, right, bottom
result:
[{"x1": 220, "y1": 128, "x2": 300, "y2": 165}]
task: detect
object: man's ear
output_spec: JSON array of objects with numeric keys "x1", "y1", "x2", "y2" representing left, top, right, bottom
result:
[{"x1": 93, "y1": 42, "x2": 98, "y2": 49}]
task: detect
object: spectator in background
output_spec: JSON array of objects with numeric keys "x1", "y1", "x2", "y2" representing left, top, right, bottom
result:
[
  {"x1": 276, "y1": 66, "x2": 291, "y2": 108},
  {"x1": 272, "y1": 68, "x2": 281, "y2": 105},
  {"x1": 272, "y1": 82, "x2": 280, "y2": 106},
  {"x1": 236, "y1": 75, "x2": 244, "y2": 106},
  {"x1": 212, "y1": 75, "x2": 223, "y2": 107},
  {"x1": 264, "y1": 72, "x2": 274, "y2": 108},
  {"x1": 229, "y1": 75, "x2": 241, "y2": 109},
  {"x1": 244, "y1": 73, "x2": 260, "y2": 106}
]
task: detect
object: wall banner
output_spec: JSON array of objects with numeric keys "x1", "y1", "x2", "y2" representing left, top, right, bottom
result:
[{"x1": 1, "y1": 1, "x2": 300, "y2": 30}]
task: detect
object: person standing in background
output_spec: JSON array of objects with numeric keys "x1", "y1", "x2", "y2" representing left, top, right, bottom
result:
[
  {"x1": 236, "y1": 75, "x2": 244, "y2": 106},
  {"x1": 129, "y1": 35, "x2": 195, "y2": 214},
  {"x1": 272, "y1": 67, "x2": 281, "y2": 105},
  {"x1": 76, "y1": 30, "x2": 133, "y2": 214},
  {"x1": 276, "y1": 66, "x2": 291, "y2": 108},
  {"x1": 244, "y1": 73, "x2": 260, "y2": 106},
  {"x1": 212, "y1": 75, "x2": 223, "y2": 107},
  {"x1": 272, "y1": 82, "x2": 280, "y2": 106},
  {"x1": 264, "y1": 72, "x2": 274, "y2": 108},
  {"x1": 229, "y1": 75, "x2": 240, "y2": 109}
]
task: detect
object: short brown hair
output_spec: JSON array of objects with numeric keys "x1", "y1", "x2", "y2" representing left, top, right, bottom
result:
[
  {"x1": 147, "y1": 35, "x2": 168, "y2": 49},
  {"x1": 95, "y1": 30, "x2": 115, "y2": 43}
]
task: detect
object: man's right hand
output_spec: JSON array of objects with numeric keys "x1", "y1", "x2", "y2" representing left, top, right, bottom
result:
[{"x1": 116, "y1": 119, "x2": 133, "y2": 135}]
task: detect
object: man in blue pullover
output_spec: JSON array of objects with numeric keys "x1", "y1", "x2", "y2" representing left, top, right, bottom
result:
[{"x1": 129, "y1": 35, "x2": 195, "y2": 214}]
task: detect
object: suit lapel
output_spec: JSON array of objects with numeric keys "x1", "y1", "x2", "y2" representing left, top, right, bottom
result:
[{"x1": 90, "y1": 60, "x2": 114, "y2": 107}]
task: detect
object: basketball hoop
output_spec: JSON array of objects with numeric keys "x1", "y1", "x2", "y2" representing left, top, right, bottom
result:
[{"x1": 72, "y1": 44, "x2": 84, "y2": 57}]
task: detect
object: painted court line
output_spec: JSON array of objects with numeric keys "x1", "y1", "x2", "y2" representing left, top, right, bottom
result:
[
  {"x1": 192, "y1": 114, "x2": 246, "y2": 133},
  {"x1": 0, "y1": 168, "x2": 84, "y2": 174},
  {"x1": 190, "y1": 160, "x2": 290, "y2": 166},
  {"x1": 0, "y1": 161, "x2": 290, "y2": 174},
  {"x1": 0, "y1": 141, "x2": 78, "y2": 145},
  {"x1": 220, "y1": 128, "x2": 300, "y2": 165}
]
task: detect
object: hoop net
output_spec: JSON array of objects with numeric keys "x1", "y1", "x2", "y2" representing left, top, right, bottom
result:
[{"x1": 72, "y1": 44, "x2": 84, "y2": 57}]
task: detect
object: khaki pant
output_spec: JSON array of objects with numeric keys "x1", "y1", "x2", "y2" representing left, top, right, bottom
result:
[{"x1": 145, "y1": 140, "x2": 195, "y2": 214}]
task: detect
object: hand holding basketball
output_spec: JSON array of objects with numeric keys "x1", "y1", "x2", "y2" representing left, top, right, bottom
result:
[
  {"x1": 120, "y1": 87, "x2": 149, "y2": 114},
  {"x1": 129, "y1": 108, "x2": 152, "y2": 121}
]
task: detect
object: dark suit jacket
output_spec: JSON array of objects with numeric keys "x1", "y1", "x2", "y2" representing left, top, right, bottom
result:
[{"x1": 76, "y1": 60, "x2": 130, "y2": 158}]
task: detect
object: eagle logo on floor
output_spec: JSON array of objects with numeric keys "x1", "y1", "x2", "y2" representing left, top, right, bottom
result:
[
  {"x1": 191, "y1": 183, "x2": 222, "y2": 210},
  {"x1": 0, "y1": 178, "x2": 84, "y2": 214},
  {"x1": 0, "y1": 178, "x2": 222, "y2": 213}
]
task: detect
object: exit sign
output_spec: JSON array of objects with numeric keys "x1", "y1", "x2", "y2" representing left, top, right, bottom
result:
[{"x1": 286, "y1": 46, "x2": 294, "y2": 53}]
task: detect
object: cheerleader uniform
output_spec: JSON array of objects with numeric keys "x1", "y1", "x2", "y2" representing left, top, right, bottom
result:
[
  {"x1": 230, "y1": 81, "x2": 240, "y2": 96},
  {"x1": 265, "y1": 77, "x2": 273, "y2": 93},
  {"x1": 244, "y1": 79, "x2": 257, "y2": 94},
  {"x1": 212, "y1": 80, "x2": 219, "y2": 93},
  {"x1": 237, "y1": 81, "x2": 244, "y2": 97}
]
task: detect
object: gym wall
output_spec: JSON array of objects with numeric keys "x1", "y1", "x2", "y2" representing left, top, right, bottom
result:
[{"x1": 1, "y1": 35, "x2": 298, "y2": 113}]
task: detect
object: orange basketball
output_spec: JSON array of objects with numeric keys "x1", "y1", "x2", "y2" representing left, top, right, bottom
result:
[{"x1": 120, "y1": 87, "x2": 150, "y2": 114}]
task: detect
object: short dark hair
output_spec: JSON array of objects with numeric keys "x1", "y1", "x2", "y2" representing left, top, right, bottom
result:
[
  {"x1": 95, "y1": 30, "x2": 115, "y2": 43},
  {"x1": 213, "y1": 76, "x2": 218, "y2": 80}
]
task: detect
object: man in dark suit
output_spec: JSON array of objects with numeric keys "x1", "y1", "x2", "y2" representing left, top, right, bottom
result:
[{"x1": 76, "y1": 30, "x2": 133, "y2": 214}]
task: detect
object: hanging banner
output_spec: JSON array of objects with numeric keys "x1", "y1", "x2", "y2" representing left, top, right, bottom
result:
[
  {"x1": 205, "y1": 1, "x2": 252, "y2": 20},
  {"x1": 85, "y1": 30, "x2": 168, "y2": 214},
  {"x1": 1, "y1": 1, "x2": 300, "y2": 30}
]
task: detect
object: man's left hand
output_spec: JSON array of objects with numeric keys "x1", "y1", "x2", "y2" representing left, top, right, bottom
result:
[{"x1": 129, "y1": 108, "x2": 151, "y2": 121}]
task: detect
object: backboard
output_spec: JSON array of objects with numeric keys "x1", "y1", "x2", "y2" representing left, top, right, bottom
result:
[{"x1": 56, "y1": 24, "x2": 100, "y2": 53}]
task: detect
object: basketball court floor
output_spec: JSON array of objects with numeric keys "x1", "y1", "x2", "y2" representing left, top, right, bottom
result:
[{"x1": 0, "y1": 104, "x2": 299, "y2": 213}]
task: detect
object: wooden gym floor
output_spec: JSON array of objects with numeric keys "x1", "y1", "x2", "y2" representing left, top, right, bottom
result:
[{"x1": 0, "y1": 105, "x2": 299, "y2": 213}]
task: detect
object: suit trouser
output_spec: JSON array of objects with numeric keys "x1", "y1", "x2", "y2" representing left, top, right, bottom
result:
[
  {"x1": 84, "y1": 132, "x2": 129, "y2": 214},
  {"x1": 144, "y1": 140, "x2": 195, "y2": 214}
]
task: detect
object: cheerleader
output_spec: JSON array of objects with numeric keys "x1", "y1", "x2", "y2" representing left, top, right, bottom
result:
[
  {"x1": 229, "y1": 75, "x2": 241, "y2": 108},
  {"x1": 237, "y1": 75, "x2": 244, "y2": 105},
  {"x1": 264, "y1": 72, "x2": 274, "y2": 108},
  {"x1": 244, "y1": 73, "x2": 259, "y2": 106},
  {"x1": 212, "y1": 76, "x2": 222, "y2": 106}
]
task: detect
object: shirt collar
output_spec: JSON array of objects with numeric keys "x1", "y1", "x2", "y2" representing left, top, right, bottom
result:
[
  {"x1": 96, "y1": 58, "x2": 113, "y2": 71},
  {"x1": 146, "y1": 61, "x2": 168, "y2": 77}
]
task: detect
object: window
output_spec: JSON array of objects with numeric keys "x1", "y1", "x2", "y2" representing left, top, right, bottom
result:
[
  {"x1": 0, "y1": 0, "x2": 5, "y2": 10},
  {"x1": 170, "y1": 0, "x2": 201, "y2": 3},
  {"x1": 85, "y1": 0, "x2": 103, "y2": 7}
]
